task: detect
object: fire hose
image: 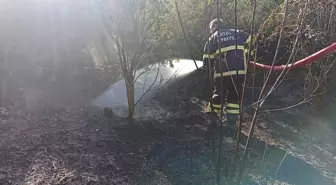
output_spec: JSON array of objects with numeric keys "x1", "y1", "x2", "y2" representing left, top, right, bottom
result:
[{"x1": 249, "y1": 42, "x2": 336, "y2": 71}]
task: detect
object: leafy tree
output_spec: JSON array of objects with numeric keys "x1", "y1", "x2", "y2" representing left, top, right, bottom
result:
[{"x1": 89, "y1": 0, "x2": 176, "y2": 123}]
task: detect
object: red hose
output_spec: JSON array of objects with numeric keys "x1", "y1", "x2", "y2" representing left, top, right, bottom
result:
[{"x1": 249, "y1": 42, "x2": 336, "y2": 71}]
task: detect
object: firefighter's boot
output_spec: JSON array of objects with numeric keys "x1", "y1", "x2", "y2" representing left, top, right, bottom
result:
[{"x1": 204, "y1": 112, "x2": 218, "y2": 140}]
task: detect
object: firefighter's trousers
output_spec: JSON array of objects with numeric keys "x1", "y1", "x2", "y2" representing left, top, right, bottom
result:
[{"x1": 207, "y1": 74, "x2": 245, "y2": 128}]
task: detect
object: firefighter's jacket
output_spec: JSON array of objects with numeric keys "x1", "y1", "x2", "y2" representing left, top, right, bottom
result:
[{"x1": 203, "y1": 28, "x2": 252, "y2": 78}]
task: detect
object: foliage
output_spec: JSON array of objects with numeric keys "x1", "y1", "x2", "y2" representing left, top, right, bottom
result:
[
  {"x1": 88, "y1": 0, "x2": 183, "y2": 122},
  {"x1": 256, "y1": 0, "x2": 336, "y2": 105},
  {"x1": 0, "y1": 0, "x2": 283, "y2": 89},
  {"x1": 150, "y1": 0, "x2": 283, "y2": 60},
  {"x1": 1, "y1": 0, "x2": 336, "y2": 184}
]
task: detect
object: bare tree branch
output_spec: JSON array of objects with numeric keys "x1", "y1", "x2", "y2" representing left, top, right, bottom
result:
[
  {"x1": 262, "y1": 76, "x2": 323, "y2": 113},
  {"x1": 239, "y1": 0, "x2": 290, "y2": 178},
  {"x1": 261, "y1": 1, "x2": 309, "y2": 103},
  {"x1": 134, "y1": 63, "x2": 156, "y2": 83},
  {"x1": 134, "y1": 66, "x2": 160, "y2": 106}
]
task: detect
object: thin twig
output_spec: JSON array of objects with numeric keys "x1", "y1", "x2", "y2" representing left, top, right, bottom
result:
[
  {"x1": 262, "y1": 0, "x2": 309, "y2": 102},
  {"x1": 262, "y1": 85, "x2": 324, "y2": 112},
  {"x1": 173, "y1": 0, "x2": 198, "y2": 70},
  {"x1": 215, "y1": 0, "x2": 224, "y2": 183},
  {"x1": 238, "y1": 0, "x2": 290, "y2": 181},
  {"x1": 234, "y1": 0, "x2": 257, "y2": 183},
  {"x1": 134, "y1": 66, "x2": 160, "y2": 106},
  {"x1": 274, "y1": 152, "x2": 288, "y2": 179},
  {"x1": 134, "y1": 63, "x2": 156, "y2": 83}
]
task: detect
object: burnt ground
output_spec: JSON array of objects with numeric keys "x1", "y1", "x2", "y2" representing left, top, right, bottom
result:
[{"x1": 0, "y1": 69, "x2": 336, "y2": 185}]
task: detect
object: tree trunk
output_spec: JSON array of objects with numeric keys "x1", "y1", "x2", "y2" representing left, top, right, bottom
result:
[
  {"x1": 0, "y1": 48, "x2": 9, "y2": 105},
  {"x1": 126, "y1": 72, "x2": 135, "y2": 124}
]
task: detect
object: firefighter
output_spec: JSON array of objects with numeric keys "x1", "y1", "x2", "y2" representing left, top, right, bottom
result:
[{"x1": 203, "y1": 18, "x2": 252, "y2": 138}]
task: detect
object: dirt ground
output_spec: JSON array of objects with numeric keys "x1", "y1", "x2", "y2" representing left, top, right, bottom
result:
[{"x1": 0, "y1": 69, "x2": 335, "y2": 185}]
